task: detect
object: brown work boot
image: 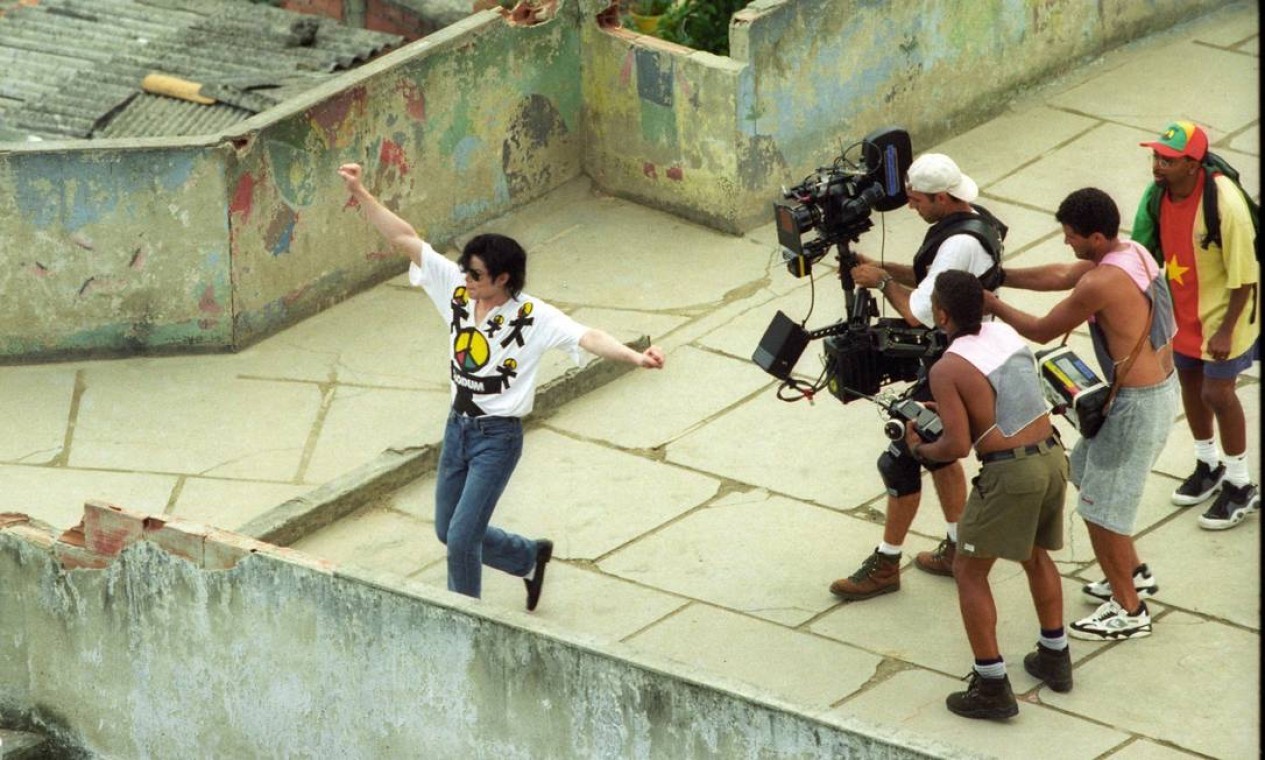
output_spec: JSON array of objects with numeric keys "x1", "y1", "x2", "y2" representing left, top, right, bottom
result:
[
  {"x1": 915, "y1": 537, "x2": 956, "y2": 577},
  {"x1": 829, "y1": 549, "x2": 900, "y2": 600}
]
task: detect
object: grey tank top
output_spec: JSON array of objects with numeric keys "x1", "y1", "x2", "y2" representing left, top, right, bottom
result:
[{"x1": 946, "y1": 322, "x2": 1048, "y2": 439}]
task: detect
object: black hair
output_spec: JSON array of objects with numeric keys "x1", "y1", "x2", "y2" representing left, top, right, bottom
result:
[
  {"x1": 1055, "y1": 187, "x2": 1120, "y2": 239},
  {"x1": 932, "y1": 269, "x2": 983, "y2": 338},
  {"x1": 459, "y1": 233, "x2": 527, "y2": 298}
]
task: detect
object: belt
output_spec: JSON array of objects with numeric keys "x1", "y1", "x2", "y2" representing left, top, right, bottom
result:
[
  {"x1": 450, "y1": 409, "x2": 520, "y2": 429},
  {"x1": 978, "y1": 436, "x2": 1061, "y2": 464}
]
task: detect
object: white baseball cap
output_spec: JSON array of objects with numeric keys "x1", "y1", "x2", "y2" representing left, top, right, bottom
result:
[{"x1": 906, "y1": 153, "x2": 978, "y2": 202}]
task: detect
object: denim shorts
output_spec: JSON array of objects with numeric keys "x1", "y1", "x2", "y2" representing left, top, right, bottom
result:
[
  {"x1": 1071, "y1": 374, "x2": 1178, "y2": 535},
  {"x1": 1174, "y1": 338, "x2": 1259, "y2": 380}
]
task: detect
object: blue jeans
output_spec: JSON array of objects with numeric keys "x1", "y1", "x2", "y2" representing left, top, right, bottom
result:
[{"x1": 434, "y1": 411, "x2": 534, "y2": 598}]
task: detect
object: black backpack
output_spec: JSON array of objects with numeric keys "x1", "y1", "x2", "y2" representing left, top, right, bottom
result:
[
  {"x1": 1143, "y1": 151, "x2": 1260, "y2": 258},
  {"x1": 1137, "y1": 151, "x2": 1260, "y2": 322}
]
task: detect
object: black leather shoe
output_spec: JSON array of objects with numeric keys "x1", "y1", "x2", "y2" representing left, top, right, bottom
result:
[{"x1": 524, "y1": 539, "x2": 553, "y2": 611}]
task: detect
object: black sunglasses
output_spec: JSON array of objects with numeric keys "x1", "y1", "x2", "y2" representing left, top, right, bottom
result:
[{"x1": 461, "y1": 267, "x2": 487, "y2": 282}]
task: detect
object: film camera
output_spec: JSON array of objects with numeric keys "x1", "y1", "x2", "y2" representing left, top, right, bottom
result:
[{"x1": 752, "y1": 126, "x2": 946, "y2": 406}]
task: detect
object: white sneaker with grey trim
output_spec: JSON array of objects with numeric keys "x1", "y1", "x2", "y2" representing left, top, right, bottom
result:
[
  {"x1": 1081, "y1": 563, "x2": 1158, "y2": 604},
  {"x1": 1070, "y1": 599, "x2": 1151, "y2": 641}
]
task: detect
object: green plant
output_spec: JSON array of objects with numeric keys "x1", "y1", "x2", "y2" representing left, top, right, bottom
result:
[
  {"x1": 631, "y1": 0, "x2": 671, "y2": 15},
  {"x1": 657, "y1": 0, "x2": 747, "y2": 56}
]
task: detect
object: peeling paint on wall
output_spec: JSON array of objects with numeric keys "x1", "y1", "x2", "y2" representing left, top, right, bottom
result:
[
  {"x1": 398, "y1": 79, "x2": 427, "y2": 121},
  {"x1": 1, "y1": 514, "x2": 949, "y2": 760},
  {"x1": 264, "y1": 206, "x2": 299, "y2": 257},
  {"x1": 306, "y1": 86, "x2": 369, "y2": 150},
  {"x1": 634, "y1": 48, "x2": 673, "y2": 107},
  {"x1": 503, "y1": 94, "x2": 570, "y2": 197},
  {"x1": 377, "y1": 137, "x2": 412, "y2": 180},
  {"x1": 0, "y1": 147, "x2": 232, "y2": 359},
  {"x1": 230, "y1": 172, "x2": 258, "y2": 221}
]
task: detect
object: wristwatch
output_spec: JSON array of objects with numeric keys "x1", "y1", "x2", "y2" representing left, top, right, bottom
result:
[{"x1": 877, "y1": 273, "x2": 893, "y2": 292}]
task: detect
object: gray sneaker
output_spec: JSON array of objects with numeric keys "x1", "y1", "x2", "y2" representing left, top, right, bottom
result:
[
  {"x1": 1081, "y1": 563, "x2": 1158, "y2": 604},
  {"x1": 1172, "y1": 460, "x2": 1225, "y2": 506},
  {"x1": 1198, "y1": 482, "x2": 1260, "y2": 531}
]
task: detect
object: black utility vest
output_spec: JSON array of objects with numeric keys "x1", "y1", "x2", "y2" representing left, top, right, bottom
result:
[{"x1": 911, "y1": 204, "x2": 1007, "y2": 291}]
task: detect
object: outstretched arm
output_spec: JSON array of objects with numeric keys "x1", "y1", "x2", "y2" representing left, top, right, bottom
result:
[
  {"x1": 579, "y1": 329, "x2": 666, "y2": 369},
  {"x1": 984, "y1": 268, "x2": 1105, "y2": 344},
  {"x1": 338, "y1": 163, "x2": 425, "y2": 267},
  {"x1": 1001, "y1": 260, "x2": 1094, "y2": 291}
]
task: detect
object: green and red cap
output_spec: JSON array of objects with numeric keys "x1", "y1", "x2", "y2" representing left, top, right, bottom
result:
[{"x1": 1140, "y1": 121, "x2": 1208, "y2": 160}]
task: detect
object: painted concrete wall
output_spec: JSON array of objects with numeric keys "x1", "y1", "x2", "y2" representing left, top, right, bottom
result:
[
  {"x1": 581, "y1": 11, "x2": 754, "y2": 232},
  {"x1": 225, "y1": 9, "x2": 582, "y2": 346},
  {"x1": 0, "y1": 505, "x2": 955, "y2": 759},
  {"x1": 0, "y1": 144, "x2": 233, "y2": 360},
  {"x1": 583, "y1": 0, "x2": 1231, "y2": 232},
  {"x1": 0, "y1": 0, "x2": 1233, "y2": 361},
  {"x1": 728, "y1": 0, "x2": 1225, "y2": 213},
  {"x1": 0, "y1": 9, "x2": 582, "y2": 361},
  {"x1": 278, "y1": 0, "x2": 462, "y2": 40}
]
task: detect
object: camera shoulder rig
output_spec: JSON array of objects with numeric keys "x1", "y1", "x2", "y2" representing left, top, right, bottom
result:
[{"x1": 912, "y1": 204, "x2": 1008, "y2": 291}]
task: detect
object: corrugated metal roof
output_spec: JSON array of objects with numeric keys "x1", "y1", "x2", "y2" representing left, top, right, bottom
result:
[{"x1": 0, "y1": 0, "x2": 402, "y2": 142}]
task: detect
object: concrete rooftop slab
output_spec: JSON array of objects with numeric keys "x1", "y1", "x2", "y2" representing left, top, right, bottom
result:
[{"x1": 2, "y1": 3, "x2": 1260, "y2": 757}]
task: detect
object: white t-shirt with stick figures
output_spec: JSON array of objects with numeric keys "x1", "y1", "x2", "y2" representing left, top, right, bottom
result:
[{"x1": 410, "y1": 243, "x2": 586, "y2": 418}]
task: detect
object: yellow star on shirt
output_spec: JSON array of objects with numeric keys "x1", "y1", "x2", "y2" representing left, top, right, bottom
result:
[{"x1": 1166, "y1": 256, "x2": 1190, "y2": 287}]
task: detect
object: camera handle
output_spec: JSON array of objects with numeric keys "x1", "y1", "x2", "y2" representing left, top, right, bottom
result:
[
  {"x1": 843, "y1": 388, "x2": 943, "y2": 442},
  {"x1": 835, "y1": 239, "x2": 862, "y2": 320},
  {"x1": 807, "y1": 285, "x2": 879, "y2": 342}
]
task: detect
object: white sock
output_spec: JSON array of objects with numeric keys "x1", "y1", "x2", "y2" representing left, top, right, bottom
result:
[
  {"x1": 974, "y1": 659, "x2": 1007, "y2": 679},
  {"x1": 877, "y1": 541, "x2": 902, "y2": 556},
  {"x1": 1224, "y1": 451, "x2": 1251, "y2": 487},
  {"x1": 946, "y1": 522, "x2": 958, "y2": 543},
  {"x1": 1194, "y1": 438, "x2": 1219, "y2": 468}
]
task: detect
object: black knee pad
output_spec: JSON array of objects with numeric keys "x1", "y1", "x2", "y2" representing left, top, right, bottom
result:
[{"x1": 877, "y1": 440, "x2": 923, "y2": 496}]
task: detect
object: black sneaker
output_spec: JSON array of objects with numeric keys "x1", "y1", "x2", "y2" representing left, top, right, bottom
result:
[
  {"x1": 945, "y1": 671, "x2": 1018, "y2": 720},
  {"x1": 1198, "y1": 482, "x2": 1260, "y2": 531},
  {"x1": 524, "y1": 539, "x2": 553, "y2": 611},
  {"x1": 1023, "y1": 643, "x2": 1073, "y2": 693},
  {"x1": 1171, "y1": 461, "x2": 1225, "y2": 506}
]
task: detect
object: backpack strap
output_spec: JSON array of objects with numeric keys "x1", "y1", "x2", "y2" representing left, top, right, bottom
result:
[
  {"x1": 1202, "y1": 164, "x2": 1260, "y2": 323},
  {"x1": 1201, "y1": 167, "x2": 1221, "y2": 250}
]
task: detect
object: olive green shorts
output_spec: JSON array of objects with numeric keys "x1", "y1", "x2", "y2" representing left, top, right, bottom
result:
[{"x1": 959, "y1": 442, "x2": 1067, "y2": 562}]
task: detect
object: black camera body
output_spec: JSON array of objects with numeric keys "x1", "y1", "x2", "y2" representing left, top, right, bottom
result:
[
  {"x1": 773, "y1": 126, "x2": 913, "y2": 280},
  {"x1": 882, "y1": 397, "x2": 944, "y2": 442},
  {"x1": 753, "y1": 126, "x2": 946, "y2": 404},
  {"x1": 821, "y1": 292, "x2": 946, "y2": 403}
]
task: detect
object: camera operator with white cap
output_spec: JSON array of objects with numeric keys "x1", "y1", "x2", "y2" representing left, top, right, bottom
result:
[{"x1": 829, "y1": 153, "x2": 1009, "y2": 601}]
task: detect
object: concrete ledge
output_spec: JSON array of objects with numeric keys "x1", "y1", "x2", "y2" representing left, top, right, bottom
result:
[
  {"x1": 239, "y1": 336, "x2": 651, "y2": 546},
  {"x1": 0, "y1": 729, "x2": 49, "y2": 760},
  {"x1": 0, "y1": 527, "x2": 969, "y2": 759}
]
